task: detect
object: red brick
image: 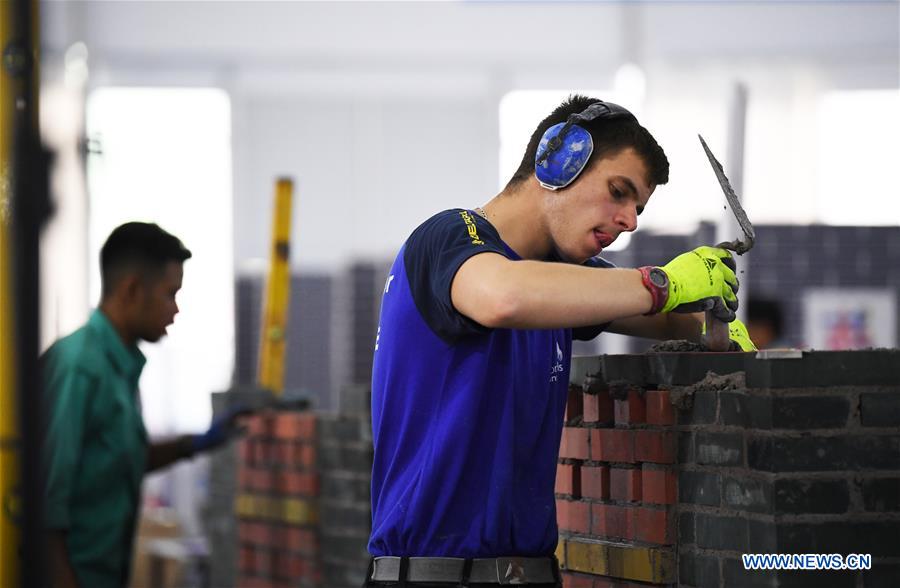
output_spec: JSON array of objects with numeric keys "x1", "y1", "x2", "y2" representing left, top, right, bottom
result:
[
  {"x1": 561, "y1": 572, "x2": 594, "y2": 588},
  {"x1": 278, "y1": 526, "x2": 318, "y2": 554},
  {"x1": 583, "y1": 391, "x2": 613, "y2": 424},
  {"x1": 614, "y1": 389, "x2": 646, "y2": 425},
  {"x1": 273, "y1": 411, "x2": 316, "y2": 440},
  {"x1": 556, "y1": 499, "x2": 590, "y2": 534},
  {"x1": 560, "y1": 427, "x2": 589, "y2": 461},
  {"x1": 245, "y1": 412, "x2": 272, "y2": 437},
  {"x1": 566, "y1": 386, "x2": 584, "y2": 422},
  {"x1": 240, "y1": 546, "x2": 255, "y2": 573},
  {"x1": 591, "y1": 429, "x2": 634, "y2": 463},
  {"x1": 556, "y1": 463, "x2": 581, "y2": 497},
  {"x1": 253, "y1": 548, "x2": 272, "y2": 576},
  {"x1": 269, "y1": 440, "x2": 292, "y2": 466},
  {"x1": 609, "y1": 467, "x2": 642, "y2": 503},
  {"x1": 633, "y1": 506, "x2": 673, "y2": 545},
  {"x1": 238, "y1": 438, "x2": 253, "y2": 465},
  {"x1": 645, "y1": 390, "x2": 675, "y2": 425},
  {"x1": 239, "y1": 521, "x2": 271, "y2": 545},
  {"x1": 276, "y1": 471, "x2": 318, "y2": 496},
  {"x1": 642, "y1": 466, "x2": 676, "y2": 505},
  {"x1": 634, "y1": 430, "x2": 675, "y2": 464},
  {"x1": 275, "y1": 552, "x2": 307, "y2": 579},
  {"x1": 581, "y1": 465, "x2": 610, "y2": 500},
  {"x1": 294, "y1": 443, "x2": 316, "y2": 468},
  {"x1": 591, "y1": 503, "x2": 633, "y2": 540}
]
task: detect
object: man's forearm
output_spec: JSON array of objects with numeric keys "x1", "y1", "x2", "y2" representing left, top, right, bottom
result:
[
  {"x1": 607, "y1": 311, "x2": 704, "y2": 341},
  {"x1": 146, "y1": 435, "x2": 194, "y2": 473},
  {"x1": 48, "y1": 531, "x2": 80, "y2": 588}
]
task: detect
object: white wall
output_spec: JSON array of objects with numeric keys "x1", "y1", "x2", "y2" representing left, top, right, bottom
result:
[{"x1": 41, "y1": 1, "x2": 900, "y2": 272}]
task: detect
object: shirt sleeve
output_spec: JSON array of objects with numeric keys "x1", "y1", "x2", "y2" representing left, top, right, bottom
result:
[
  {"x1": 572, "y1": 256, "x2": 618, "y2": 341},
  {"x1": 403, "y1": 209, "x2": 509, "y2": 343},
  {"x1": 42, "y1": 353, "x2": 95, "y2": 530}
]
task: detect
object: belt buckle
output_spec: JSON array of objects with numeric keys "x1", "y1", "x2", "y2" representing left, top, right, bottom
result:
[{"x1": 496, "y1": 557, "x2": 527, "y2": 585}]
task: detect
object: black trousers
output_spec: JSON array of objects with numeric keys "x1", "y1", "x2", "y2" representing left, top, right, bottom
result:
[{"x1": 361, "y1": 558, "x2": 562, "y2": 588}]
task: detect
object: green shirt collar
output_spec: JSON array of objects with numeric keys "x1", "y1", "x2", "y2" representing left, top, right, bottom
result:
[{"x1": 88, "y1": 309, "x2": 146, "y2": 381}]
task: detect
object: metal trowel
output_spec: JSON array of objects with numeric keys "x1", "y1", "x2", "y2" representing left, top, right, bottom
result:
[{"x1": 698, "y1": 134, "x2": 756, "y2": 351}]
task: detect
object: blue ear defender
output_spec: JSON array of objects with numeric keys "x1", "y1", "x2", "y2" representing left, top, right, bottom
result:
[{"x1": 534, "y1": 101, "x2": 637, "y2": 191}]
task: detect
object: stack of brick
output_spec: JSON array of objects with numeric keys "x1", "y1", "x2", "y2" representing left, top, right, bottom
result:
[
  {"x1": 563, "y1": 349, "x2": 900, "y2": 588},
  {"x1": 556, "y1": 382, "x2": 677, "y2": 587},
  {"x1": 236, "y1": 410, "x2": 321, "y2": 588}
]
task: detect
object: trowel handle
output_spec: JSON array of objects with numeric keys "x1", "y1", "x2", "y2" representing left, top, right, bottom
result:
[{"x1": 703, "y1": 310, "x2": 732, "y2": 352}]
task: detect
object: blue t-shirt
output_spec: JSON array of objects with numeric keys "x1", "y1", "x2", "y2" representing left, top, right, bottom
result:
[{"x1": 369, "y1": 209, "x2": 612, "y2": 558}]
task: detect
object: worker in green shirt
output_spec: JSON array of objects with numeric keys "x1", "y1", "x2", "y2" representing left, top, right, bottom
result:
[{"x1": 42, "y1": 222, "x2": 245, "y2": 588}]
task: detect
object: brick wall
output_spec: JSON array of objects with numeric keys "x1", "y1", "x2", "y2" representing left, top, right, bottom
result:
[
  {"x1": 565, "y1": 350, "x2": 900, "y2": 588},
  {"x1": 235, "y1": 410, "x2": 321, "y2": 588}
]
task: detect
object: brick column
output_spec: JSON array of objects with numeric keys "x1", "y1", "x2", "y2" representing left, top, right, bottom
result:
[
  {"x1": 236, "y1": 410, "x2": 321, "y2": 588},
  {"x1": 557, "y1": 383, "x2": 676, "y2": 587}
]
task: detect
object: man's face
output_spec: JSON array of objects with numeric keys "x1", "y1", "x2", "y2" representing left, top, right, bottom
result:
[
  {"x1": 544, "y1": 147, "x2": 654, "y2": 263},
  {"x1": 133, "y1": 261, "x2": 184, "y2": 343}
]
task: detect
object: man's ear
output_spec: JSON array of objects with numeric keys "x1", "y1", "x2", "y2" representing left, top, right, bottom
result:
[{"x1": 119, "y1": 273, "x2": 145, "y2": 306}]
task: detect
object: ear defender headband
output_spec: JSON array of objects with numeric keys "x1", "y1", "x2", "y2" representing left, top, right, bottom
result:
[{"x1": 534, "y1": 101, "x2": 637, "y2": 191}]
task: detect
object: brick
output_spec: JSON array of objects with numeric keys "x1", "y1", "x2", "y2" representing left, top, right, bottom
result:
[
  {"x1": 772, "y1": 395, "x2": 851, "y2": 429},
  {"x1": 861, "y1": 477, "x2": 900, "y2": 511},
  {"x1": 696, "y1": 513, "x2": 748, "y2": 552},
  {"x1": 609, "y1": 467, "x2": 642, "y2": 503},
  {"x1": 584, "y1": 390, "x2": 614, "y2": 424},
  {"x1": 565, "y1": 540, "x2": 608, "y2": 575},
  {"x1": 748, "y1": 519, "x2": 777, "y2": 553},
  {"x1": 642, "y1": 466, "x2": 676, "y2": 505},
  {"x1": 645, "y1": 390, "x2": 674, "y2": 425},
  {"x1": 861, "y1": 392, "x2": 900, "y2": 427},
  {"x1": 238, "y1": 438, "x2": 254, "y2": 464},
  {"x1": 695, "y1": 431, "x2": 743, "y2": 467},
  {"x1": 633, "y1": 507, "x2": 672, "y2": 545},
  {"x1": 634, "y1": 430, "x2": 675, "y2": 464},
  {"x1": 317, "y1": 415, "x2": 364, "y2": 443},
  {"x1": 276, "y1": 471, "x2": 319, "y2": 496},
  {"x1": 556, "y1": 463, "x2": 581, "y2": 497},
  {"x1": 678, "y1": 470, "x2": 721, "y2": 506},
  {"x1": 581, "y1": 465, "x2": 610, "y2": 500},
  {"x1": 679, "y1": 550, "x2": 720, "y2": 587},
  {"x1": 276, "y1": 526, "x2": 318, "y2": 554},
  {"x1": 864, "y1": 563, "x2": 900, "y2": 588},
  {"x1": 245, "y1": 412, "x2": 272, "y2": 437},
  {"x1": 748, "y1": 435, "x2": 900, "y2": 472},
  {"x1": 320, "y1": 472, "x2": 370, "y2": 503},
  {"x1": 561, "y1": 573, "x2": 594, "y2": 588},
  {"x1": 722, "y1": 475, "x2": 773, "y2": 514},
  {"x1": 614, "y1": 389, "x2": 646, "y2": 425},
  {"x1": 318, "y1": 442, "x2": 372, "y2": 472},
  {"x1": 273, "y1": 411, "x2": 316, "y2": 440},
  {"x1": 591, "y1": 503, "x2": 632, "y2": 540},
  {"x1": 271, "y1": 440, "x2": 293, "y2": 466},
  {"x1": 591, "y1": 429, "x2": 634, "y2": 463},
  {"x1": 605, "y1": 542, "x2": 675, "y2": 584},
  {"x1": 677, "y1": 390, "x2": 717, "y2": 425},
  {"x1": 566, "y1": 386, "x2": 584, "y2": 423},
  {"x1": 239, "y1": 522, "x2": 271, "y2": 546},
  {"x1": 240, "y1": 547, "x2": 255, "y2": 573},
  {"x1": 557, "y1": 499, "x2": 590, "y2": 534},
  {"x1": 678, "y1": 431, "x2": 694, "y2": 463},
  {"x1": 560, "y1": 427, "x2": 590, "y2": 461},
  {"x1": 774, "y1": 478, "x2": 849, "y2": 514},
  {"x1": 678, "y1": 511, "x2": 694, "y2": 545},
  {"x1": 293, "y1": 442, "x2": 316, "y2": 468},
  {"x1": 275, "y1": 552, "x2": 307, "y2": 579}
]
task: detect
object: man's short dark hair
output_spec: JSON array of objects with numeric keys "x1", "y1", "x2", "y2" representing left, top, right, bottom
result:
[
  {"x1": 100, "y1": 222, "x2": 192, "y2": 297},
  {"x1": 505, "y1": 94, "x2": 669, "y2": 191}
]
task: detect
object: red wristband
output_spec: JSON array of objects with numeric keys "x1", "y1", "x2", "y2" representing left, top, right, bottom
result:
[{"x1": 638, "y1": 266, "x2": 669, "y2": 315}]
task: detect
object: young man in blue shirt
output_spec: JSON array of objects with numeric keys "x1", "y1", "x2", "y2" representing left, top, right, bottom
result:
[{"x1": 366, "y1": 95, "x2": 753, "y2": 587}]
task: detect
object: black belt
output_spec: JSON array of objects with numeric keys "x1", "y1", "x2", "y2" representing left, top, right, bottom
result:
[{"x1": 370, "y1": 556, "x2": 558, "y2": 584}]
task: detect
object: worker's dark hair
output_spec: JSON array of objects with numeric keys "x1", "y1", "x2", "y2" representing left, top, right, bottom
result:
[
  {"x1": 100, "y1": 222, "x2": 192, "y2": 297},
  {"x1": 505, "y1": 94, "x2": 669, "y2": 191},
  {"x1": 748, "y1": 297, "x2": 785, "y2": 337}
]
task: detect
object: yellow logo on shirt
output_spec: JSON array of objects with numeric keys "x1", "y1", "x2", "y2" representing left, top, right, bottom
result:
[{"x1": 460, "y1": 210, "x2": 484, "y2": 245}]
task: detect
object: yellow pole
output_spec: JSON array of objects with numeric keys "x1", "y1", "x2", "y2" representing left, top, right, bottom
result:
[{"x1": 256, "y1": 178, "x2": 294, "y2": 396}]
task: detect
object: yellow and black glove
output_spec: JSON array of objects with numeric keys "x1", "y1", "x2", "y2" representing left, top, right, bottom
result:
[{"x1": 659, "y1": 246, "x2": 739, "y2": 321}]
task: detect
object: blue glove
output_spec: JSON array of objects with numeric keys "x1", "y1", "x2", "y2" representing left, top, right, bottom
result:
[{"x1": 191, "y1": 405, "x2": 253, "y2": 454}]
